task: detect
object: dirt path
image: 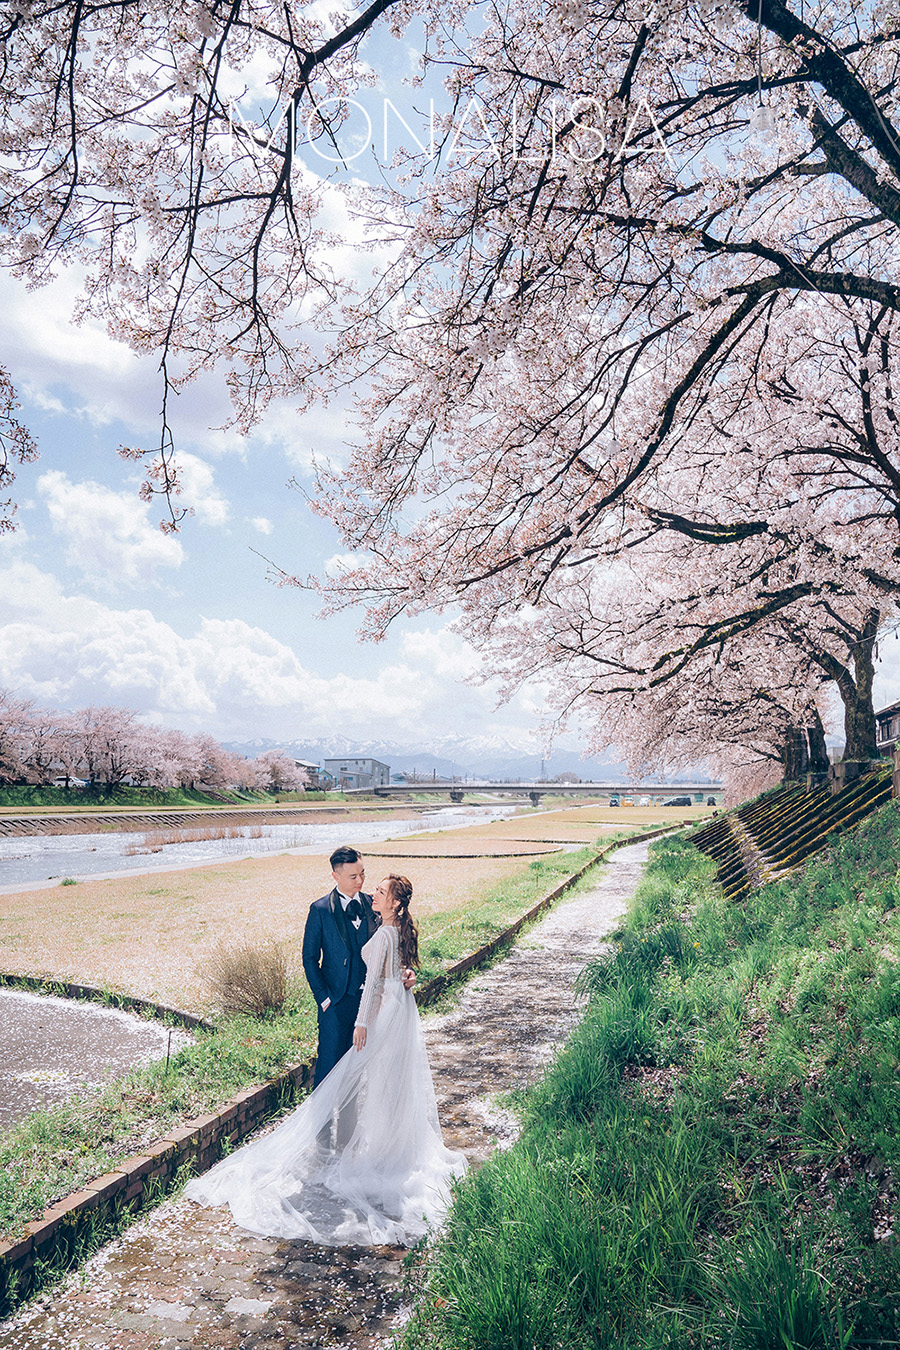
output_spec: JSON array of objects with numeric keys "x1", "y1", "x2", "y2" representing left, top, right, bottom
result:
[{"x1": 0, "y1": 842, "x2": 649, "y2": 1350}]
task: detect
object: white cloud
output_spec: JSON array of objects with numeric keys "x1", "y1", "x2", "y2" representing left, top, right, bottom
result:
[
  {"x1": 173, "y1": 452, "x2": 230, "y2": 527},
  {"x1": 37, "y1": 470, "x2": 184, "y2": 584},
  {"x1": 400, "y1": 627, "x2": 480, "y2": 681},
  {"x1": 0, "y1": 563, "x2": 554, "y2": 745},
  {"x1": 324, "y1": 551, "x2": 366, "y2": 577},
  {"x1": 251, "y1": 516, "x2": 274, "y2": 535},
  {"x1": 253, "y1": 398, "x2": 356, "y2": 474},
  {"x1": 0, "y1": 255, "x2": 367, "y2": 482},
  {"x1": 0, "y1": 561, "x2": 211, "y2": 711}
]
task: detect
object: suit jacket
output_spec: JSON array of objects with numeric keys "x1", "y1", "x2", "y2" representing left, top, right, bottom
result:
[{"x1": 302, "y1": 888, "x2": 377, "y2": 1009}]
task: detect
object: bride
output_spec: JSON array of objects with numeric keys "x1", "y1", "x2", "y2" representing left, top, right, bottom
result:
[{"x1": 184, "y1": 874, "x2": 467, "y2": 1245}]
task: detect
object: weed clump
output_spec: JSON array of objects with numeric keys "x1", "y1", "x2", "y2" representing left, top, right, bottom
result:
[{"x1": 206, "y1": 940, "x2": 288, "y2": 1017}]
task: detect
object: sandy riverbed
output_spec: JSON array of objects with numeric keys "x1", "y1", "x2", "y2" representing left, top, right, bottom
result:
[
  {"x1": 4, "y1": 804, "x2": 711, "y2": 1013},
  {"x1": 3, "y1": 852, "x2": 527, "y2": 1013}
]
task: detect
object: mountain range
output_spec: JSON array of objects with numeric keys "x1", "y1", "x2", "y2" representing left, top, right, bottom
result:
[{"x1": 225, "y1": 733, "x2": 700, "y2": 783}]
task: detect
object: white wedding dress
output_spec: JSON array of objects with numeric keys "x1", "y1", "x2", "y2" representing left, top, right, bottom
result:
[{"x1": 184, "y1": 925, "x2": 467, "y2": 1245}]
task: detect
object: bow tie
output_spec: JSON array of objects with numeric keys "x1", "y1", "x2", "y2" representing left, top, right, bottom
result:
[{"x1": 345, "y1": 897, "x2": 363, "y2": 927}]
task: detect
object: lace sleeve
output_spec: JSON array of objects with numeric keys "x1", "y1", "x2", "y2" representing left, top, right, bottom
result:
[{"x1": 355, "y1": 927, "x2": 391, "y2": 1029}]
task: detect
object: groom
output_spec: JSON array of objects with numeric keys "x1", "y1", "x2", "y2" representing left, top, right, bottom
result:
[{"x1": 302, "y1": 845, "x2": 415, "y2": 1086}]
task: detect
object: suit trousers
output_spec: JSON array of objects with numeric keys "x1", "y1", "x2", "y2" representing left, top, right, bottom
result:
[{"x1": 313, "y1": 988, "x2": 360, "y2": 1087}]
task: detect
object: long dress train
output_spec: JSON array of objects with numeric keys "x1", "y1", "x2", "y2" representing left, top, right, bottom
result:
[{"x1": 184, "y1": 925, "x2": 467, "y2": 1245}]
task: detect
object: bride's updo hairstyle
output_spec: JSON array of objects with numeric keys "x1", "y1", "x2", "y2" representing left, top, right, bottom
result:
[{"x1": 386, "y1": 874, "x2": 419, "y2": 969}]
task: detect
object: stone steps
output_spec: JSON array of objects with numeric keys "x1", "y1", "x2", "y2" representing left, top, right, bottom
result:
[{"x1": 693, "y1": 768, "x2": 893, "y2": 899}]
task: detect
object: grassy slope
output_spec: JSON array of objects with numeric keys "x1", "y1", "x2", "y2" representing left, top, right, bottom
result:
[{"x1": 402, "y1": 803, "x2": 900, "y2": 1350}]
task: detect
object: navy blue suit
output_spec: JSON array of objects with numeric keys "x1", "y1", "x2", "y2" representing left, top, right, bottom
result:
[{"x1": 302, "y1": 888, "x2": 377, "y2": 1086}]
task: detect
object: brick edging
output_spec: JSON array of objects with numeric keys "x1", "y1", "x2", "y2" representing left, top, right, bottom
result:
[
  {"x1": 0, "y1": 823, "x2": 679, "y2": 1308},
  {"x1": 0, "y1": 973, "x2": 215, "y2": 1033},
  {"x1": 0, "y1": 1061, "x2": 313, "y2": 1309}
]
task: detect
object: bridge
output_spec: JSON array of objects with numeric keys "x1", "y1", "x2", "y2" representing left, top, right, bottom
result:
[{"x1": 347, "y1": 782, "x2": 722, "y2": 808}]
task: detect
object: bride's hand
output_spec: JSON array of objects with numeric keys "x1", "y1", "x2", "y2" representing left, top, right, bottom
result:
[
  {"x1": 353, "y1": 1026, "x2": 367, "y2": 1051},
  {"x1": 401, "y1": 967, "x2": 416, "y2": 990}
]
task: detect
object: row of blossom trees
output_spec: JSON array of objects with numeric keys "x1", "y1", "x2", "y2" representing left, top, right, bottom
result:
[{"x1": 0, "y1": 692, "x2": 308, "y2": 794}]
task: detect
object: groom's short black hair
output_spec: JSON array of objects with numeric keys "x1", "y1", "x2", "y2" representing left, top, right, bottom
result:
[{"x1": 330, "y1": 845, "x2": 361, "y2": 869}]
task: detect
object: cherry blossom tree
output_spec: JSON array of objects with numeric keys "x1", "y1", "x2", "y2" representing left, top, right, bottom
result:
[
  {"x1": 474, "y1": 505, "x2": 893, "y2": 772},
  {"x1": 295, "y1": 0, "x2": 900, "y2": 777},
  {"x1": 254, "y1": 748, "x2": 309, "y2": 791},
  {"x1": 230, "y1": 754, "x2": 269, "y2": 792},
  {"x1": 190, "y1": 733, "x2": 237, "y2": 789},
  {"x1": 51, "y1": 712, "x2": 83, "y2": 788},
  {"x1": 73, "y1": 704, "x2": 146, "y2": 792},
  {"x1": 20, "y1": 706, "x2": 70, "y2": 784},
  {"x1": 0, "y1": 365, "x2": 37, "y2": 532},
  {"x1": 0, "y1": 689, "x2": 33, "y2": 783},
  {"x1": 0, "y1": 693, "x2": 273, "y2": 793},
  {"x1": 0, "y1": 0, "x2": 898, "y2": 524},
  {"x1": 569, "y1": 632, "x2": 834, "y2": 798},
  {"x1": 4, "y1": 0, "x2": 900, "y2": 785},
  {"x1": 0, "y1": 0, "x2": 431, "y2": 519}
]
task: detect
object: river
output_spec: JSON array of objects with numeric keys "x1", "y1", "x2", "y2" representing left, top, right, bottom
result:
[{"x1": 0, "y1": 804, "x2": 521, "y2": 891}]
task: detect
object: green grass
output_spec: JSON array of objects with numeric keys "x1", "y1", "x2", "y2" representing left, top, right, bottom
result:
[
  {"x1": 413, "y1": 843, "x2": 610, "y2": 983},
  {"x1": 399, "y1": 803, "x2": 900, "y2": 1350},
  {"x1": 0, "y1": 785, "x2": 349, "y2": 810},
  {"x1": 0, "y1": 784, "x2": 262, "y2": 810}
]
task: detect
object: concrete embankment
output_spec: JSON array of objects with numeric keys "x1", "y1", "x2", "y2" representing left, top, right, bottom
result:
[{"x1": 0, "y1": 805, "x2": 416, "y2": 838}]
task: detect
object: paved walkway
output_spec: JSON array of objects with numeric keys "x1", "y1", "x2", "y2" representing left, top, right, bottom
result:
[{"x1": 0, "y1": 843, "x2": 649, "y2": 1350}]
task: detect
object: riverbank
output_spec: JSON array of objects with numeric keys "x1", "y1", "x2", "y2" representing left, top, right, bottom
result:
[
  {"x1": 0, "y1": 804, "x2": 688, "y2": 1006},
  {"x1": 0, "y1": 802, "x2": 427, "y2": 835},
  {"x1": 0, "y1": 841, "x2": 654, "y2": 1343},
  {"x1": 0, "y1": 785, "x2": 319, "y2": 814},
  {"x1": 400, "y1": 803, "x2": 900, "y2": 1348},
  {"x1": 0, "y1": 832, "x2": 630, "y2": 1303},
  {"x1": 0, "y1": 850, "x2": 535, "y2": 1012}
]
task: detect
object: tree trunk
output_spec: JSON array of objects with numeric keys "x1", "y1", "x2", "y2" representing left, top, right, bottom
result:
[
  {"x1": 841, "y1": 613, "x2": 879, "y2": 761},
  {"x1": 806, "y1": 710, "x2": 830, "y2": 774},
  {"x1": 780, "y1": 725, "x2": 809, "y2": 780},
  {"x1": 808, "y1": 610, "x2": 879, "y2": 762}
]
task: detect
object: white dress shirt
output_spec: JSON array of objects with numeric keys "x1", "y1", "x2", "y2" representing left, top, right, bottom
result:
[{"x1": 320, "y1": 891, "x2": 362, "y2": 1010}]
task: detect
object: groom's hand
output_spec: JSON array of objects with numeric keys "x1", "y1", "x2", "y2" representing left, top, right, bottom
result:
[{"x1": 401, "y1": 967, "x2": 416, "y2": 990}]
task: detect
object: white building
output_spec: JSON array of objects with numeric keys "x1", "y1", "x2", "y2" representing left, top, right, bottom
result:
[
  {"x1": 322, "y1": 756, "x2": 390, "y2": 790},
  {"x1": 875, "y1": 699, "x2": 900, "y2": 754}
]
